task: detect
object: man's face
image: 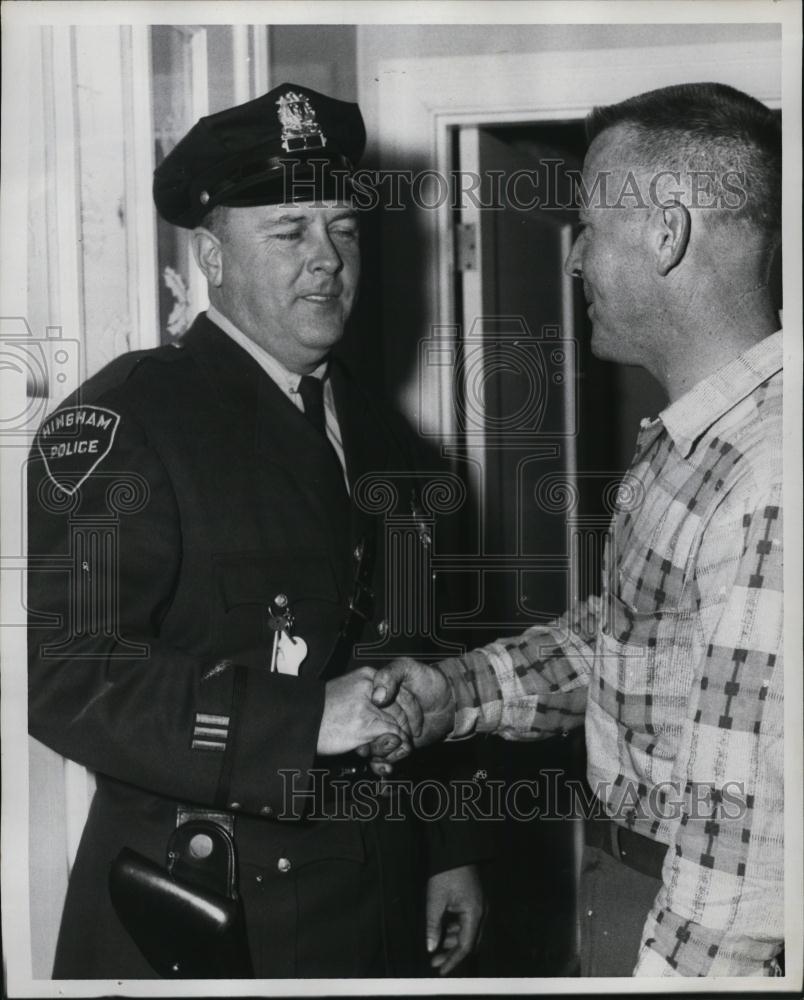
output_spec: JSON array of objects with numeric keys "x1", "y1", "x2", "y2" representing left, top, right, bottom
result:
[
  {"x1": 214, "y1": 201, "x2": 360, "y2": 372},
  {"x1": 564, "y1": 127, "x2": 656, "y2": 366}
]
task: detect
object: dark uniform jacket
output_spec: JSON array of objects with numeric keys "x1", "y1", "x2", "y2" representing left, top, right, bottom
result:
[{"x1": 28, "y1": 314, "x2": 484, "y2": 978}]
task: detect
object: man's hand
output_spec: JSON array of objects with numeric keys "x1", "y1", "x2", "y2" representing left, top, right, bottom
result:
[
  {"x1": 371, "y1": 657, "x2": 456, "y2": 748},
  {"x1": 426, "y1": 865, "x2": 486, "y2": 975},
  {"x1": 316, "y1": 666, "x2": 411, "y2": 756}
]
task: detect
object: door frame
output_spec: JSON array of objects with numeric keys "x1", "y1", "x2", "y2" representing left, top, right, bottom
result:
[{"x1": 375, "y1": 39, "x2": 781, "y2": 440}]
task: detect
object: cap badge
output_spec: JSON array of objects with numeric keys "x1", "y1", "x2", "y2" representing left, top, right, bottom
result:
[{"x1": 276, "y1": 91, "x2": 328, "y2": 153}]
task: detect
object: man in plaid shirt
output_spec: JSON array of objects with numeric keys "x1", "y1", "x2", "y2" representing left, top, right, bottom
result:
[{"x1": 369, "y1": 83, "x2": 784, "y2": 976}]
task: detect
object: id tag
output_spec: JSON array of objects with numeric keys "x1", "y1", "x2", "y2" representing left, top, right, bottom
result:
[{"x1": 275, "y1": 631, "x2": 307, "y2": 676}]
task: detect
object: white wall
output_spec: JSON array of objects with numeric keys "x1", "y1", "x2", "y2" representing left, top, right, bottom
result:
[{"x1": 357, "y1": 22, "x2": 781, "y2": 158}]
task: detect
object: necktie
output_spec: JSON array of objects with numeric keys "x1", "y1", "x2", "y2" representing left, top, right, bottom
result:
[
  {"x1": 297, "y1": 375, "x2": 348, "y2": 494},
  {"x1": 297, "y1": 375, "x2": 328, "y2": 438}
]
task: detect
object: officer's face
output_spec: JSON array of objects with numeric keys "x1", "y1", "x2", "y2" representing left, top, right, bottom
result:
[
  {"x1": 564, "y1": 127, "x2": 657, "y2": 367},
  {"x1": 214, "y1": 201, "x2": 360, "y2": 373}
]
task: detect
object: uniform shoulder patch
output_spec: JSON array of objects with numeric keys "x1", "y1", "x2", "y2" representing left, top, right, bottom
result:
[{"x1": 36, "y1": 405, "x2": 120, "y2": 495}]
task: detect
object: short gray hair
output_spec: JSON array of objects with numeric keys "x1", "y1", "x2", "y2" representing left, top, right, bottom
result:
[{"x1": 587, "y1": 82, "x2": 781, "y2": 242}]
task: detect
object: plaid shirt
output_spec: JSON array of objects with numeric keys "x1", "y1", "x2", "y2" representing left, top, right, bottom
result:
[{"x1": 440, "y1": 331, "x2": 784, "y2": 976}]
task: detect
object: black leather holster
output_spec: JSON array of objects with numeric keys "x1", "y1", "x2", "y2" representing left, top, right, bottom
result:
[{"x1": 108, "y1": 811, "x2": 253, "y2": 978}]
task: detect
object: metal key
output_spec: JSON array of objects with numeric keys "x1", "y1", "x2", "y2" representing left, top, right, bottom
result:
[{"x1": 268, "y1": 594, "x2": 294, "y2": 672}]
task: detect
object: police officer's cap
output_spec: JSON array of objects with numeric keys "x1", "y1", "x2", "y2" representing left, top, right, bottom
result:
[{"x1": 153, "y1": 83, "x2": 366, "y2": 229}]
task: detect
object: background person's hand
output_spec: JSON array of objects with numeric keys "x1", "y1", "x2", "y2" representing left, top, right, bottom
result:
[{"x1": 316, "y1": 666, "x2": 411, "y2": 756}]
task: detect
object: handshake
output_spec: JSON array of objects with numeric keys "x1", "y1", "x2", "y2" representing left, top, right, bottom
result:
[{"x1": 316, "y1": 658, "x2": 456, "y2": 764}]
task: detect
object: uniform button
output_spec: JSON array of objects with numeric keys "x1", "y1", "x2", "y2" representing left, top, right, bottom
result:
[
  {"x1": 377, "y1": 619, "x2": 389, "y2": 638},
  {"x1": 188, "y1": 833, "x2": 214, "y2": 859},
  {"x1": 277, "y1": 857, "x2": 292, "y2": 874},
  {"x1": 260, "y1": 805, "x2": 273, "y2": 816},
  {"x1": 228, "y1": 801, "x2": 241, "y2": 810}
]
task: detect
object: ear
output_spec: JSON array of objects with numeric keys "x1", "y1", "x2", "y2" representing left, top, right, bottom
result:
[
  {"x1": 191, "y1": 228, "x2": 223, "y2": 287},
  {"x1": 655, "y1": 203, "x2": 690, "y2": 276}
]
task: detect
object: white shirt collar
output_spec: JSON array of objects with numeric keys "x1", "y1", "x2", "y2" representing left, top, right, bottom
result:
[
  {"x1": 206, "y1": 305, "x2": 328, "y2": 394},
  {"x1": 660, "y1": 330, "x2": 783, "y2": 458}
]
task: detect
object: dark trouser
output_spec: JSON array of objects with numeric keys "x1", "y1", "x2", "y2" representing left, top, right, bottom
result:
[{"x1": 579, "y1": 822, "x2": 665, "y2": 977}]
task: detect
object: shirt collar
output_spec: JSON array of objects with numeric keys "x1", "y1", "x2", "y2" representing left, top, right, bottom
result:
[
  {"x1": 659, "y1": 330, "x2": 783, "y2": 459},
  {"x1": 206, "y1": 305, "x2": 328, "y2": 391}
]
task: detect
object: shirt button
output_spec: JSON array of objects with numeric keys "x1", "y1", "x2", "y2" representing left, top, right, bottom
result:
[
  {"x1": 260, "y1": 805, "x2": 273, "y2": 817},
  {"x1": 228, "y1": 801, "x2": 241, "y2": 810},
  {"x1": 277, "y1": 857, "x2": 292, "y2": 874},
  {"x1": 377, "y1": 619, "x2": 389, "y2": 638}
]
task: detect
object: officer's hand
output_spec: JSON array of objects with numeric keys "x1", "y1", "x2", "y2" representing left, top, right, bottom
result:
[
  {"x1": 316, "y1": 666, "x2": 412, "y2": 756},
  {"x1": 426, "y1": 865, "x2": 486, "y2": 975},
  {"x1": 370, "y1": 657, "x2": 456, "y2": 760}
]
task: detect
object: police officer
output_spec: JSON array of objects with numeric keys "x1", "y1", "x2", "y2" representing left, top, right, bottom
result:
[{"x1": 28, "y1": 84, "x2": 485, "y2": 979}]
